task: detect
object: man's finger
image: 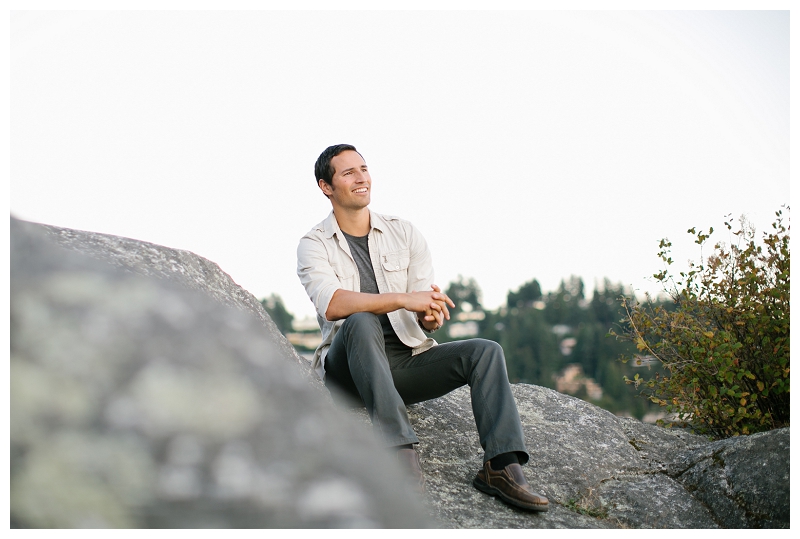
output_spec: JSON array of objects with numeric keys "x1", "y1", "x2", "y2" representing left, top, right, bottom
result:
[
  {"x1": 431, "y1": 298, "x2": 451, "y2": 320},
  {"x1": 432, "y1": 292, "x2": 455, "y2": 307},
  {"x1": 431, "y1": 285, "x2": 456, "y2": 309},
  {"x1": 431, "y1": 284, "x2": 455, "y2": 305},
  {"x1": 429, "y1": 303, "x2": 444, "y2": 321}
]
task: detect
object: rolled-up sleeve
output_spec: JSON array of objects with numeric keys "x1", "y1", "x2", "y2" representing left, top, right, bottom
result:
[{"x1": 297, "y1": 235, "x2": 342, "y2": 321}]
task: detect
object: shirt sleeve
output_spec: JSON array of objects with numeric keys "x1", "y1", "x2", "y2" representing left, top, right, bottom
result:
[
  {"x1": 405, "y1": 221, "x2": 435, "y2": 293},
  {"x1": 297, "y1": 235, "x2": 342, "y2": 322}
]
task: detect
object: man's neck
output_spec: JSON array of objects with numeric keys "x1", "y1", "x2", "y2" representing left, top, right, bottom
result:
[{"x1": 333, "y1": 206, "x2": 371, "y2": 237}]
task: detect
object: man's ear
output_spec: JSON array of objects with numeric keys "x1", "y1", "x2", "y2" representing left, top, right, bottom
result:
[{"x1": 318, "y1": 179, "x2": 333, "y2": 197}]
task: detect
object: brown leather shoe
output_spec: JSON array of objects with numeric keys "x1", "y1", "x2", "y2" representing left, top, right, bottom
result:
[
  {"x1": 473, "y1": 462, "x2": 549, "y2": 512},
  {"x1": 396, "y1": 448, "x2": 426, "y2": 494}
]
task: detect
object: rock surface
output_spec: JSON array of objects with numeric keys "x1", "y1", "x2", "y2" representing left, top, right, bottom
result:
[
  {"x1": 10, "y1": 217, "x2": 790, "y2": 528},
  {"x1": 38, "y1": 223, "x2": 320, "y2": 390},
  {"x1": 667, "y1": 428, "x2": 790, "y2": 528}
]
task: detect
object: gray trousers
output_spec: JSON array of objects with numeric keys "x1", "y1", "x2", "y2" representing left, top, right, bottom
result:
[{"x1": 324, "y1": 312, "x2": 530, "y2": 464}]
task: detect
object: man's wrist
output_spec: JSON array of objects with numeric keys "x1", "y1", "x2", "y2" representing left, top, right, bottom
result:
[{"x1": 417, "y1": 316, "x2": 440, "y2": 334}]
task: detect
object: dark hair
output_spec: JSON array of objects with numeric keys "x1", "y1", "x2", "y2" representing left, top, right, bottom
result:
[{"x1": 314, "y1": 144, "x2": 363, "y2": 187}]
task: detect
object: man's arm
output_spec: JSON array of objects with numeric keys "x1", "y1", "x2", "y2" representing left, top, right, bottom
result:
[
  {"x1": 299, "y1": 224, "x2": 454, "y2": 326},
  {"x1": 325, "y1": 286, "x2": 454, "y2": 323}
]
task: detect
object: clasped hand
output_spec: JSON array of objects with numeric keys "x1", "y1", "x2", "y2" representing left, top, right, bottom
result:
[{"x1": 405, "y1": 284, "x2": 455, "y2": 330}]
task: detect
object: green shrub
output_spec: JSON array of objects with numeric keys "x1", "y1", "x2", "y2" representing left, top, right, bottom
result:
[{"x1": 612, "y1": 208, "x2": 789, "y2": 438}]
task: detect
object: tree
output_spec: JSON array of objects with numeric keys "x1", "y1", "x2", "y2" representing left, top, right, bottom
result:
[
  {"x1": 507, "y1": 278, "x2": 542, "y2": 309},
  {"x1": 614, "y1": 209, "x2": 790, "y2": 438},
  {"x1": 590, "y1": 279, "x2": 628, "y2": 328},
  {"x1": 438, "y1": 276, "x2": 665, "y2": 418},
  {"x1": 445, "y1": 274, "x2": 483, "y2": 318},
  {"x1": 260, "y1": 293, "x2": 295, "y2": 335},
  {"x1": 544, "y1": 275, "x2": 586, "y2": 327},
  {"x1": 503, "y1": 307, "x2": 561, "y2": 386}
]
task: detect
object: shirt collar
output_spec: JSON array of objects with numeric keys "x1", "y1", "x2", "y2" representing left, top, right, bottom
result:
[
  {"x1": 321, "y1": 209, "x2": 385, "y2": 238},
  {"x1": 368, "y1": 209, "x2": 386, "y2": 233}
]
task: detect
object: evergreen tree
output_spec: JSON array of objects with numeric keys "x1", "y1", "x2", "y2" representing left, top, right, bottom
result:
[
  {"x1": 502, "y1": 307, "x2": 561, "y2": 386},
  {"x1": 260, "y1": 294, "x2": 294, "y2": 335},
  {"x1": 436, "y1": 275, "x2": 665, "y2": 420},
  {"x1": 506, "y1": 278, "x2": 542, "y2": 309},
  {"x1": 445, "y1": 275, "x2": 483, "y2": 318},
  {"x1": 544, "y1": 275, "x2": 586, "y2": 327}
]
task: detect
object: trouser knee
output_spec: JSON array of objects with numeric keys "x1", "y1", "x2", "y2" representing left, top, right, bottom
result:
[
  {"x1": 341, "y1": 311, "x2": 382, "y2": 335},
  {"x1": 472, "y1": 338, "x2": 504, "y2": 361},
  {"x1": 336, "y1": 312, "x2": 387, "y2": 373},
  {"x1": 326, "y1": 312, "x2": 388, "y2": 400},
  {"x1": 471, "y1": 339, "x2": 508, "y2": 375}
]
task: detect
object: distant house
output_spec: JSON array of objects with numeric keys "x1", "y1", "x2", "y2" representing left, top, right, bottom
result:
[
  {"x1": 286, "y1": 316, "x2": 322, "y2": 355},
  {"x1": 447, "y1": 321, "x2": 480, "y2": 339},
  {"x1": 447, "y1": 309, "x2": 486, "y2": 339},
  {"x1": 554, "y1": 364, "x2": 603, "y2": 401}
]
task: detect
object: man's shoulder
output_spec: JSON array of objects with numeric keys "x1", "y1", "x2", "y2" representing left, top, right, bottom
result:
[
  {"x1": 370, "y1": 210, "x2": 414, "y2": 230},
  {"x1": 302, "y1": 219, "x2": 327, "y2": 236},
  {"x1": 300, "y1": 212, "x2": 336, "y2": 241}
]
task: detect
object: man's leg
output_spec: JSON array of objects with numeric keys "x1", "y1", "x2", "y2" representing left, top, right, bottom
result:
[
  {"x1": 388, "y1": 338, "x2": 549, "y2": 511},
  {"x1": 387, "y1": 338, "x2": 528, "y2": 464},
  {"x1": 323, "y1": 312, "x2": 419, "y2": 447}
]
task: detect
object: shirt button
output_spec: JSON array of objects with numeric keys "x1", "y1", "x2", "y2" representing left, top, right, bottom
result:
[{"x1": 396, "y1": 265, "x2": 400, "y2": 269}]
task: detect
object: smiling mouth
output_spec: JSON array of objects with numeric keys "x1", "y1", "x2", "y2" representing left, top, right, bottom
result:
[{"x1": 353, "y1": 188, "x2": 368, "y2": 194}]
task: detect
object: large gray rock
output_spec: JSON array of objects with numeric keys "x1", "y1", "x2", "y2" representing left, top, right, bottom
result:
[
  {"x1": 403, "y1": 386, "x2": 789, "y2": 529},
  {"x1": 668, "y1": 427, "x2": 790, "y2": 528},
  {"x1": 10, "y1": 217, "x2": 431, "y2": 528},
  {"x1": 10, "y1": 217, "x2": 790, "y2": 529},
  {"x1": 398, "y1": 386, "x2": 715, "y2": 528},
  {"x1": 38, "y1": 223, "x2": 319, "y2": 389}
]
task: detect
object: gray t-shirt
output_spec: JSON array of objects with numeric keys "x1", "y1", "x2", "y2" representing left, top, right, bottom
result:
[{"x1": 341, "y1": 231, "x2": 397, "y2": 339}]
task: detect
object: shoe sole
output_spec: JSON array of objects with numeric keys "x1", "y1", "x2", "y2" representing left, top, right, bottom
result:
[{"x1": 473, "y1": 476, "x2": 550, "y2": 512}]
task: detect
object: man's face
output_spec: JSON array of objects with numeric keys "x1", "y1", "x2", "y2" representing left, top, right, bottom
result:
[{"x1": 319, "y1": 150, "x2": 371, "y2": 210}]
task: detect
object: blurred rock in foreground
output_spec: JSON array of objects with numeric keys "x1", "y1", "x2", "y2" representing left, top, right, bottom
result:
[{"x1": 10, "y1": 217, "x2": 430, "y2": 528}]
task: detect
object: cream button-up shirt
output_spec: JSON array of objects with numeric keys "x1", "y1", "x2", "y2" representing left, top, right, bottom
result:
[{"x1": 297, "y1": 209, "x2": 438, "y2": 380}]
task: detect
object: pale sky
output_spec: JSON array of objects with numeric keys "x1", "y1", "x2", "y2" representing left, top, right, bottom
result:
[{"x1": 9, "y1": 4, "x2": 791, "y2": 320}]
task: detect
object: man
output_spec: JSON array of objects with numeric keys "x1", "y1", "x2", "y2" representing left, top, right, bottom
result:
[{"x1": 296, "y1": 144, "x2": 549, "y2": 512}]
